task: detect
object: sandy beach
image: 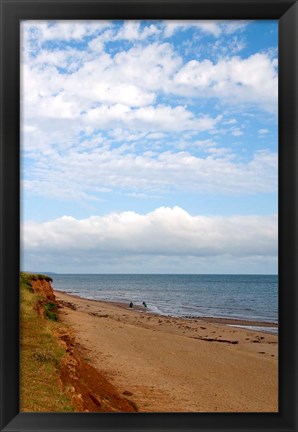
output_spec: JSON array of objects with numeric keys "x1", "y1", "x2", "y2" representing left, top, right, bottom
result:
[{"x1": 55, "y1": 290, "x2": 278, "y2": 413}]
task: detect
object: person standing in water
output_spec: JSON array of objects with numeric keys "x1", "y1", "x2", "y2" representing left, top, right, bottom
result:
[{"x1": 142, "y1": 301, "x2": 147, "y2": 308}]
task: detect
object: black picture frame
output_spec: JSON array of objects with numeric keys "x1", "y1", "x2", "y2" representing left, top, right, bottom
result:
[{"x1": 0, "y1": 1, "x2": 297, "y2": 431}]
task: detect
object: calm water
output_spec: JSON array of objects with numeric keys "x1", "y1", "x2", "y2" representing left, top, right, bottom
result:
[{"x1": 52, "y1": 274, "x2": 278, "y2": 324}]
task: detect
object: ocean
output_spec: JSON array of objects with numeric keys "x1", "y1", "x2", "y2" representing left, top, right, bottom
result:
[{"x1": 51, "y1": 274, "x2": 278, "y2": 328}]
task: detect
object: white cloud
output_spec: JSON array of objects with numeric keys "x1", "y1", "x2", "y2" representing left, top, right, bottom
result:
[
  {"x1": 21, "y1": 23, "x2": 277, "y2": 149},
  {"x1": 22, "y1": 20, "x2": 112, "y2": 43},
  {"x1": 177, "y1": 139, "x2": 216, "y2": 150},
  {"x1": 22, "y1": 20, "x2": 277, "y2": 127},
  {"x1": 87, "y1": 21, "x2": 160, "y2": 50},
  {"x1": 23, "y1": 124, "x2": 37, "y2": 133},
  {"x1": 21, "y1": 41, "x2": 181, "y2": 123},
  {"x1": 163, "y1": 20, "x2": 249, "y2": 38},
  {"x1": 83, "y1": 104, "x2": 220, "y2": 132},
  {"x1": 112, "y1": 42, "x2": 182, "y2": 92},
  {"x1": 231, "y1": 128, "x2": 243, "y2": 137},
  {"x1": 22, "y1": 146, "x2": 277, "y2": 201},
  {"x1": 174, "y1": 53, "x2": 278, "y2": 113},
  {"x1": 222, "y1": 118, "x2": 237, "y2": 125},
  {"x1": 259, "y1": 128, "x2": 269, "y2": 134},
  {"x1": 22, "y1": 207, "x2": 277, "y2": 262},
  {"x1": 20, "y1": 20, "x2": 278, "y2": 223},
  {"x1": 146, "y1": 132, "x2": 166, "y2": 140},
  {"x1": 113, "y1": 21, "x2": 160, "y2": 40}
]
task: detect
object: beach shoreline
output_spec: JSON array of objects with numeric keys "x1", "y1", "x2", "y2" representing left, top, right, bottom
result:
[
  {"x1": 55, "y1": 289, "x2": 278, "y2": 332},
  {"x1": 54, "y1": 289, "x2": 278, "y2": 412}
]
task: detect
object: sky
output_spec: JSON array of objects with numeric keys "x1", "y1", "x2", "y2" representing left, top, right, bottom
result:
[{"x1": 20, "y1": 20, "x2": 278, "y2": 274}]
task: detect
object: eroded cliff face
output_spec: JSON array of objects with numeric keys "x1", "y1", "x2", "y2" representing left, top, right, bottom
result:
[
  {"x1": 28, "y1": 276, "x2": 136, "y2": 412},
  {"x1": 58, "y1": 330, "x2": 136, "y2": 412},
  {"x1": 30, "y1": 278, "x2": 56, "y2": 302}
]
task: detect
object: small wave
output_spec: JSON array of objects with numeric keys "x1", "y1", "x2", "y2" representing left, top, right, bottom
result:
[
  {"x1": 227, "y1": 325, "x2": 278, "y2": 334},
  {"x1": 146, "y1": 304, "x2": 167, "y2": 315}
]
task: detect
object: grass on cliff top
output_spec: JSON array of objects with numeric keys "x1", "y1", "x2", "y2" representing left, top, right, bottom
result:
[
  {"x1": 20, "y1": 273, "x2": 74, "y2": 412},
  {"x1": 21, "y1": 272, "x2": 53, "y2": 283}
]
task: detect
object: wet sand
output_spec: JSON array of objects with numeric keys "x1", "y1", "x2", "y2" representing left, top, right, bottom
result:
[{"x1": 55, "y1": 290, "x2": 278, "y2": 413}]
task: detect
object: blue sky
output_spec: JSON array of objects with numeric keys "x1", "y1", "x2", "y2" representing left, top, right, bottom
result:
[{"x1": 21, "y1": 20, "x2": 278, "y2": 274}]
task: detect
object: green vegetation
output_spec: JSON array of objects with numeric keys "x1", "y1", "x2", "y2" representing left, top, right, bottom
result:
[
  {"x1": 20, "y1": 272, "x2": 35, "y2": 292},
  {"x1": 20, "y1": 273, "x2": 74, "y2": 412},
  {"x1": 21, "y1": 272, "x2": 53, "y2": 282},
  {"x1": 44, "y1": 301, "x2": 58, "y2": 321}
]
